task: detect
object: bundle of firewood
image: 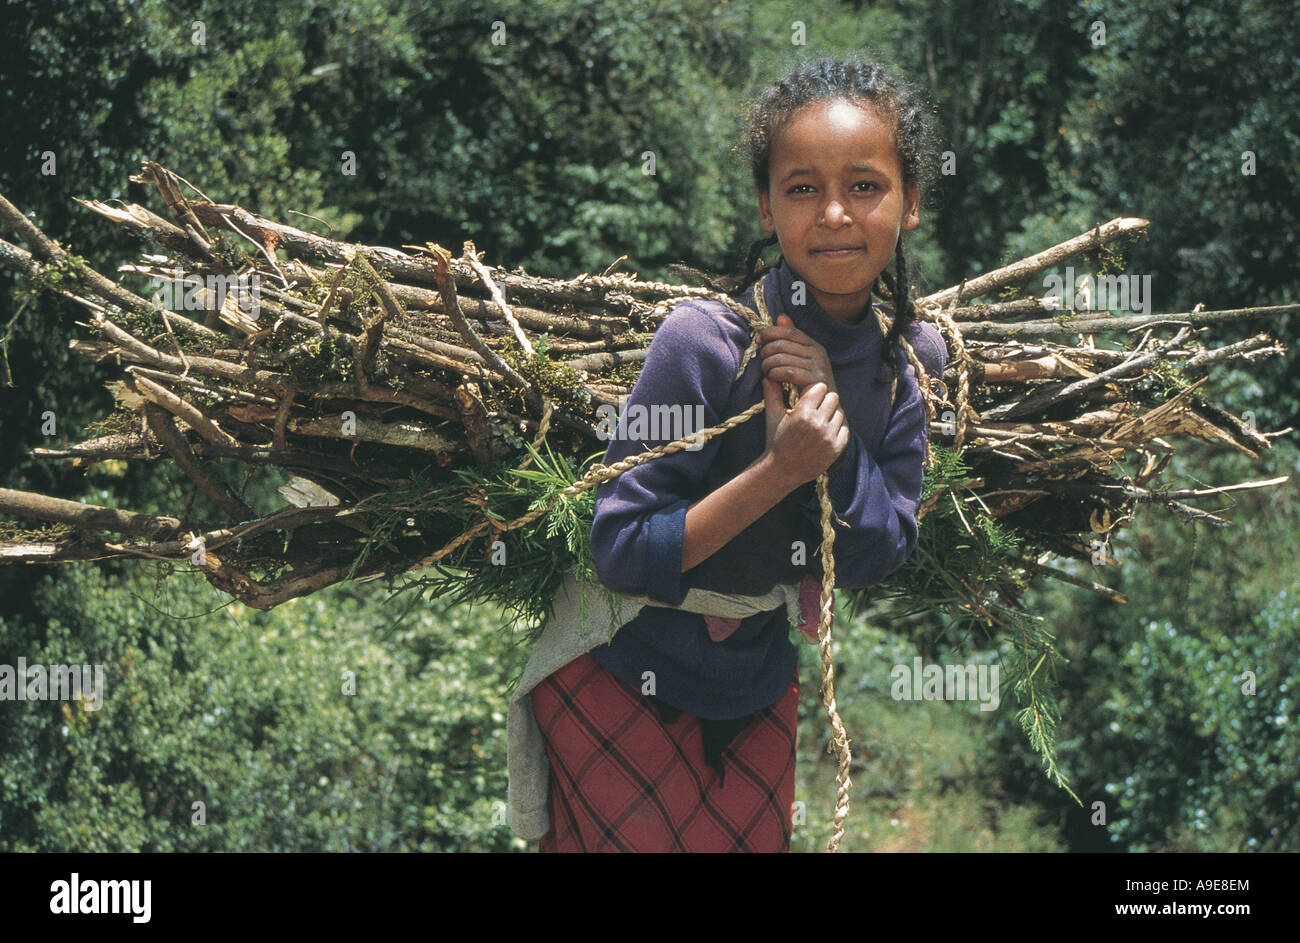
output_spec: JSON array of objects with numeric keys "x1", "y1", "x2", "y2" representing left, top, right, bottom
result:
[{"x1": 0, "y1": 162, "x2": 1290, "y2": 619}]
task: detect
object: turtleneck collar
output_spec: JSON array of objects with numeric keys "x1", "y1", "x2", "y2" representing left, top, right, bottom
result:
[{"x1": 744, "y1": 256, "x2": 883, "y2": 366}]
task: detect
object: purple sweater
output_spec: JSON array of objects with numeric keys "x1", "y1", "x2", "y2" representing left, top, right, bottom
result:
[{"x1": 588, "y1": 257, "x2": 948, "y2": 719}]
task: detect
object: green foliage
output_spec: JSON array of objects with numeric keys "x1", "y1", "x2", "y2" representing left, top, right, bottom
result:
[
  {"x1": 1143, "y1": 356, "x2": 1194, "y2": 398},
  {"x1": 356, "y1": 440, "x2": 623, "y2": 642},
  {"x1": 275, "y1": 319, "x2": 358, "y2": 387},
  {"x1": 298, "y1": 256, "x2": 390, "y2": 314},
  {"x1": 999, "y1": 611, "x2": 1076, "y2": 803},
  {"x1": 207, "y1": 231, "x2": 258, "y2": 273},
  {"x1": 855, "y1": 445, "x2": 1027, "y2": 626},
  {"x1": 1099, "y1": 591, "x2": 1300, "y2": 851},
  {"x1": 0, "y1": 562, "x2": 529, "y2": 852},
  {"x1": 494, "y1": 337, "x2": 595, "y2": 419},
  {"x1": 12, "y1": 250, "x2": 92, "y2": 308}
]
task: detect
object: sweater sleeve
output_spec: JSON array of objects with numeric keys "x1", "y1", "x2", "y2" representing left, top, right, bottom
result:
[
  {"x1": 589, "y1": 302, "x2": 743, "y2": 606},
  {"x1": 816, "y1": 345, "x2": 945, "y2": 591}
]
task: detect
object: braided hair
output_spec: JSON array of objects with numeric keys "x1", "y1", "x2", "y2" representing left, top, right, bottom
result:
[{"x1": 676, "y1": 55, "x2": 940, "y2": 384}]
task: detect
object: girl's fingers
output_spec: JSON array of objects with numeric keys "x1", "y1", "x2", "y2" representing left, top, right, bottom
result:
[
  {"x1": 798, "y1": 380, "x2": 826, "y2": 401},
  {"x1": 758, "y1": 342, "x2": 812, "y2": 368},
  {"x1": 760, "y1": 331, "x2": 817, "y2": 350},
  {"x1": 761, "y1": 357, "x2": 820, "y2": 384},
  {"x1": 791, "y1": 382, "x2": 832, "y2": 415},
  {"x1": 758, "y1": 326, "x2": 814, "y2": 350},
  {"x1": 759, "y1": 351, "x2": 810, "y2": 370},
  {"x1": 762, "y1": 358, "x2": 834, "y2": 395},
  {"x1": 805, "y1": 386, "x2": 847, "y2": 434}
]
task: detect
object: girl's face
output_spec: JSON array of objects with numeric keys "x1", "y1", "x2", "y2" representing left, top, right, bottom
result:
[{"x1": 757, "y1": 98, "x2": 920, "y2": 325}]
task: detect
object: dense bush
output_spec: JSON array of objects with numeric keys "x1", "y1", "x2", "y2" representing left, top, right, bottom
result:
[{"x1": 0, "y1": 562, "x2": 530, "y2": 851}]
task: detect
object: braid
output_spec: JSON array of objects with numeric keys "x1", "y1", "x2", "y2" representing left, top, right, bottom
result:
[
  {"x1": 738, "y1": 232, "x2": 780, "y2": 291},
  {"x1": 880, "y1": 240, "x2": 917, "y2": 380},
  {"x1": 666, "y1": 262, "x2": 731, "y2": 294},
  {"x1": 877, "y1": 265, "x2": 896, "y2": 300}
]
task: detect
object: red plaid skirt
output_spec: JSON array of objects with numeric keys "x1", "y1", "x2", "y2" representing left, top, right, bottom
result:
[{"x1": 532, "y1": 652, "x2": 798, "y2": 852}]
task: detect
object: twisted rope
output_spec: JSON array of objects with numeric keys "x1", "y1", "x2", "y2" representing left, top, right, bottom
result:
[
  {"x1": 909, "y1": 286, "x2": 978, "y2": 523},
  {"x1": 918, "y1": 281, "x2": 978, "y2": 451},
  {"x1": 748, "y1": 285, "x2": 852, "y2": 852},
  {"x1": 412, "y1": 396, "x2": 766, "y2": 569}
]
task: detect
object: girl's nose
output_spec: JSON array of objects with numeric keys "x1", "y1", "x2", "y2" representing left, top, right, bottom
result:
[{"x1": 823, "y1": 199, "x2": 852, "y2": 225}]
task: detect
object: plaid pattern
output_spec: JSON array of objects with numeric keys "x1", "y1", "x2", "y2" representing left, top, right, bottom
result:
[{"x1": 532, "y1": 653, "x2": 798, "y2": 853}]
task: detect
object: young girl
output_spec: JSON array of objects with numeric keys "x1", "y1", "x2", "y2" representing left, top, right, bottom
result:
[{"x1": 509, "y1": 55, "x2": 949, "y2": 852}]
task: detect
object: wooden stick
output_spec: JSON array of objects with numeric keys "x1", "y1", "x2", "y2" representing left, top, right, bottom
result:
[
  {"x1": 948, "y1": 297, "x2": 1055, "y2": 321},
  {"x1": 564, "y1": 348, "x2": 647, "y2": 373},
  {"x1": 983, "y1": 327, "x2": 1192, "y2": 420},
  {"x1": 918, "y1": 218, "x2": 1150, "y2": 309},
  {"x1": 956, "y1": 305, "x2": 1298, "y2": 340},
  {"x1": 424, "y1": 243, "x2": 535, "y2": 397},
  {"x1": 76, "y1": 198, "x2": 194, "y2": 256},
  {"x1": 130, "y1": 370, "x2": 244, "y2": 449},
  {"x1": 1025, "y1": 560, "x2": 1129, "y2": 604},
  {"x1": 0, "y1": 229, "x2": 175, "y2": 336},
  {"x1": 462, "y1": 241, "x2": 534, "y2": 356},
  {"x1": 0, "y1": 487, "x2": 180, "y2": 539},
  {"x1": 144, "y1": 403, "x2": 256, "y2": 522}
]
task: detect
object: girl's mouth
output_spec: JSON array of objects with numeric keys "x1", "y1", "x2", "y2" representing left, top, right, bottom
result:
[{"x1": 812, "y1": 248, "x2": 864, "y2": 259}]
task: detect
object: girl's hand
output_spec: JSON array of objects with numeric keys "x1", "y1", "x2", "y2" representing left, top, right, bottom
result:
[
  {"x1": 762, "y1": 376, "x2": 850, "y2": 488},
  {"x1": 757, "y1": 315, "x2": 838, "y2": 398},
  {"x1": 759, "y1": 314, "x2": 849, "y2": 486}
]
